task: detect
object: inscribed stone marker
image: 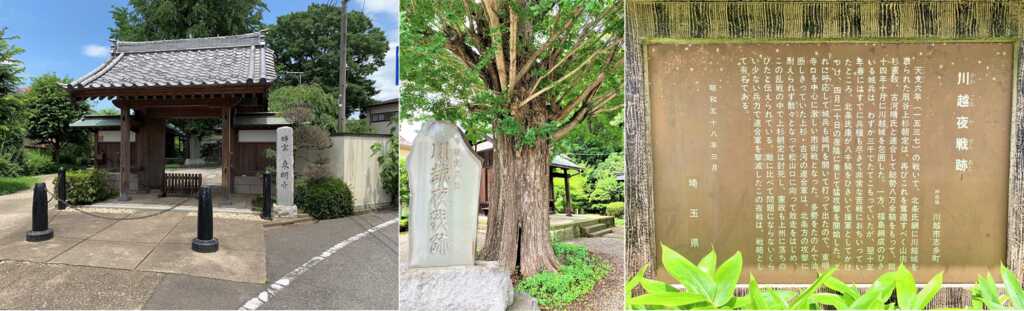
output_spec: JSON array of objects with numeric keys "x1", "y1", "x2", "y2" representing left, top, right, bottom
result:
[
  {"x1": 407, "y1": 121, "x2": 482, "y2": 267},
  {"x1": 275, "y1": 126, "x2": 296, "y2": 217}
]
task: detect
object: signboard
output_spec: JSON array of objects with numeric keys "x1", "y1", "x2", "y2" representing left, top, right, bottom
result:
[{"x1": 646, "y1": 41, "x2": 1016, "y2": 283}]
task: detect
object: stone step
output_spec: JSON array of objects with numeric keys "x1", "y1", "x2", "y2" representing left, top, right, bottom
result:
[
  {"x1": 585, "y1": 227, "x2": 613, "y2": 237},
  {"x1": 582, "y1": 223, "x2": 607, "y2": 233}
]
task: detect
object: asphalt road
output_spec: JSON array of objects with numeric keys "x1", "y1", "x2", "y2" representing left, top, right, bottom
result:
[{"x1": 142, "y1": 209, "x2": 400, "y2": 310}]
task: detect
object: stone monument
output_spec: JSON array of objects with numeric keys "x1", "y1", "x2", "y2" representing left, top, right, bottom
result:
[
  {"x1": 399, "y1": 121, "x2": 513, "y2": 311},
  {"x1": 274, "y1": 126, "x2": 297, "y2": 217}
]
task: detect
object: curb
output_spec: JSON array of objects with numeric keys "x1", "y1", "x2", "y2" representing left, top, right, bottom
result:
[{"x1": 263, "y1": 216, "x2": 316, "y2": 227}]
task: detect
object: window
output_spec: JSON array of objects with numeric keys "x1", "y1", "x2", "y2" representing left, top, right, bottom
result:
[{"x1": 371, "y1": 111, "x2": 397, "y2": 123}]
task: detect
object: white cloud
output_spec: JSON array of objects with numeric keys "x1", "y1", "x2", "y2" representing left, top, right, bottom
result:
[
  {"x1": 362, "y1": 0, "x2": 398, "y2": 17},
  {"x1": 370, "y1": 42, "x2": 398, "y2": 101},
  {"x1": 82, "y1": 44, "x2": 110, "y2": 58}
]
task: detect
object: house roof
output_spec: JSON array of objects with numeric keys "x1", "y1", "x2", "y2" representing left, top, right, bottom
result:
[
  {"x1": 70, "y1": 115, "x2": 185, "y2": 137},
  {"x1": 67, "y1": 32, "x2": 276, "y2": 92}
]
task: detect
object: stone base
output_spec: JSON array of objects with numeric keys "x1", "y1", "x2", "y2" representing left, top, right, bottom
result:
[
  {"x1": 274, "y1": 204, "x2": 297, "y2": 218},
  {"x1": 399, "y1": 261, "x2": 513, "y2": 311}
]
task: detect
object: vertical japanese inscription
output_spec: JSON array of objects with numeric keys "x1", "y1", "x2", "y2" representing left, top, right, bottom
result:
[
  {"x1": 428, "y1": 141, "x2": 460, "y2": 255},
  {"x1": 648, "y1": 42, "x2": 1013, "y2": 283}
]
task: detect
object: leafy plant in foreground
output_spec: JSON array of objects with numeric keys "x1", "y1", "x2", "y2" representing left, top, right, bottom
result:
[
  {"x1": 972, "y1": 265, "x2": 1024, "y2": 309},
  {"x1": 626, "y1": 244, "x2": 945, "y2": 310}
]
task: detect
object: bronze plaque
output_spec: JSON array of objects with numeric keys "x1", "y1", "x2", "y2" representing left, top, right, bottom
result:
[{"x1": 647, "y1": 42, "x2": 1016, "y2": 283}]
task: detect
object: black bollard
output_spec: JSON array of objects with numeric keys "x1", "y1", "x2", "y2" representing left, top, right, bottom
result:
[
  {"x1": 191, "y1": 186, "x2": 219, "y2": 252},
  {"x1": 261, "y1": 170, "x2": 272, "y2": 220},
  {"x1": 57, "y1": 167, "x2": 67, "y2": 210},
  {"x1": 26, "y1": 183, "x2": 53, "y2": 242}
]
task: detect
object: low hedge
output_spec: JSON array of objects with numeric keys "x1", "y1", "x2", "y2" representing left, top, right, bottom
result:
[
  {"x1": 0, "y1": 176, "x2": 39, "y2": 195},
  {"x1": 63, "y1": 168, "x2": 114, "y2": 205},
  {"x1": 296, "y1": 176, "x2": 354, "y2": 219},
  {"x1": 604, "y1": 201, "x2": 624, "y2": 218}
]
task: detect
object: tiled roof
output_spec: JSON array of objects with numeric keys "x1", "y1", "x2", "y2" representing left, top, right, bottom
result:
[{"x1": 67, "y1": 32, "x2": 276, "y2": 91}]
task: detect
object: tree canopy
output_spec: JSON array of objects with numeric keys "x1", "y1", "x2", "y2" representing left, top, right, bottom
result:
[
  {"x1": 266, "y1": 4, "x2": 389, "y2": 117},
  {"x1": 0, "y1": 27, "x2": 26, "y2": 162},
  {"x1": 401, "y1": 0, "x2": 624, "y2": 145},
  {"x1": 24, "y1": 74, "x2": 90, "y2": 160},
  {"x1": 110, "y1": 0, "x2": 267, "y2": 41},
  {"x1": 269, "y1": 84, "x2": 338, "y2": 133}
]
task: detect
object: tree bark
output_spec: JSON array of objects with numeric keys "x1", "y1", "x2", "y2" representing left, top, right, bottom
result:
[
  {"x1": 481, "y1": 132, "x2": 560, "y2": 276},
  {"x1": 624, "y1": 2, "x2": 657, "y2": 293},
  {"x1": 51, "y1": 141, "x2": 61, "y2": 162}
]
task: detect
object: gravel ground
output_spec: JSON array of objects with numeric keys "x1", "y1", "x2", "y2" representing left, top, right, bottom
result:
[{"x1": 562, "y1": 226, "x2": 624, "y2": 311}]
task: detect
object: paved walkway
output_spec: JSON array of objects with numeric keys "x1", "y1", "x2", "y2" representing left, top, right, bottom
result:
[{"x1": 0, "y1": 210, "x2": 267, "y2": 283}]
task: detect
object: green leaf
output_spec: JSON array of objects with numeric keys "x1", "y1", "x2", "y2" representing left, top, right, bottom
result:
[
  {"x1": 711, "y1": 252, "x2": 742, "y2": 306},
  {"x1": 823, "y1": 275, "x2": 860, "y2": 304},
  {"x1": 852, "y1": 272, "x2": 896, "y2": 310},
  {"x1": 912, "y1": 272, "x2": 943, "y2": 310},
  {"x1": 789, "y1": 267, "x2": 836, "y2": 308},
  {"x1": 1001, "y1": 265, "x2": 1024, "y2": 308},
  {"x1": 698, "y1": 249, "x2": 717, "y2": 275},
  {"x1": 748, "y1": 274, "x2": 767, "y2": 310},
  {"x1": 639, "y1": 277, "x2": 679, "y2": 294},
  {"x1": 810, "y1": 293, "x2": 848, "y2": 309},
  {"x1": 661, "y1": 244, "x2": 715, "y2": 301},
  {"x1": 624, "y1": 263, "x2": 647, "y2": 299},
  {"x1": 629, "y1": 292, "x2": 706, "y2": 308},
  {"x1": 893, "y1": 265, "x2": 917, "y2": 309}
]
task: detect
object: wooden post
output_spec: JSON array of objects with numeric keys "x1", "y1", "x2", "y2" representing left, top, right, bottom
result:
[
  {"x1": 564, "y1": 168, "x2": 573, "y2": 217},
  {"x1": 119, "y1": 106, "x2": 130, "y2": 201},
  {"x1": 222, "y1": 106, "x2": 234, "y2": 202},
  {"x1": 548, "y1": 167, "x2": 555, "y2": 214}
]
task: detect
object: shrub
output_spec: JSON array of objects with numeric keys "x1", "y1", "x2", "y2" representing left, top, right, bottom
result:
[
  {"x1": 24, "y1": 148, "x2": 57, "y2": 175},
  {"x1": 296, "y1": 176, "x2": 354, "y2": 219},
  {"x1": 516, "y1": 243, "x2": 610, "y2": 309},
  {"x1": 605, "y1": 202, "x2": 624, "y2": 218},
  {"x1": 63, "y1": 168, "x2": 114, "y2": 205},
  {"x1": 0, "y1": 176, "x2": 39, "y2": 195},
  {"x1": 0, "y1": 156, "x2": 22, "y2": 177}
]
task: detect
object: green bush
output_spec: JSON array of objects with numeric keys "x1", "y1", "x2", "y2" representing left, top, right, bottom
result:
[
  {"x1": 605, "y1": 202, "x2": 624, "y2": 218},
  {"x1": 0, "y1": 156, "x2": 22, "y2": 177},
  {"x1": 0, "y1": 176, "x2": 39, "y2": 195},
  {"x1": 296, "y1": 176, "x2": 354, "y2": 219},
  {"x1": 64, "y1": 168, "x2": 114, "y2": 205},
  {"x1": 24, "y1": 149, "x2": 57, "y2": 175},
  {"x1": 516, "y1": 243, "x2": 610, "y2": 309}
]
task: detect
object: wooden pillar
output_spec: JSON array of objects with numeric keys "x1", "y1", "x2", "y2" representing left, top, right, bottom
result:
[
  {"x1": 564, "y1": 168, "x2": 573, "y2": 217},
  {"x1": 222, "y1": 106, "x2": 234, "y2": 201},
  {"x1": 118, "y1": 106, "x2": 130, "y2": 201},
  {"x1": 548, "y1": 167, "x2": 555, "y2": 214}
]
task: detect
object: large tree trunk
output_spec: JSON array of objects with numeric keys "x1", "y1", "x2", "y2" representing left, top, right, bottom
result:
[
  {"x1": 51, "y1": 141, "x2": 61, "y2": 162},
  {"x1": 624, "y1": 2, "x2": 656, "y2": 293},
  {"x1": 481, "y1": 132, "x2": 560, "y2": 276}
]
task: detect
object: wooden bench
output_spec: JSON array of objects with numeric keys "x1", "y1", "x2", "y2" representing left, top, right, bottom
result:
[{"x1": 160, "y1": 173, "x2": 202, "y2": 197}]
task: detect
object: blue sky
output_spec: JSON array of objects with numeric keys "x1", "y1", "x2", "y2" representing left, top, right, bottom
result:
[{"x1": 0, "y1": 0, "x2": 399, "y2": 111}]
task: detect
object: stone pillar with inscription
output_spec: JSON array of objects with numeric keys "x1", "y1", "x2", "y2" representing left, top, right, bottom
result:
[
  {"x1": 274, "y1": 126, "x2": 297, "y2": 217},
  {"x1": 399, "y1": 121, "x2": 515, "y2": 311}
]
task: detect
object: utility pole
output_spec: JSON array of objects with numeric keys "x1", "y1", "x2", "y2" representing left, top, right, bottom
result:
[{"x1": 337, "y1": 0, "x2": 349, "y2": 132}]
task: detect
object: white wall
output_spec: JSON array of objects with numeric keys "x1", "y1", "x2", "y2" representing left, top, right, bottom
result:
[{"x1": 327, "y1": 135, "x2": 393, "y2": 212}]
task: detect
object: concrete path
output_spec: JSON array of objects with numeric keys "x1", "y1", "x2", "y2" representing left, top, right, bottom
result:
[
  {"x1": 143, "y1": 209, "x2": 400, "y2": 310},
  {"x1": 0, "y1": 175, "x2": 55, "y2": 243}
]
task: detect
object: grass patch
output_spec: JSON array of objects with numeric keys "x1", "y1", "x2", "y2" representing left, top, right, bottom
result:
[
  {"x1": 0, "y1": 176, "x2": 40, "y2": 195},
  {"x1": 614, "y1": 217, "x2": 624, "y2": 227},
  {"x1": 515, "y1": 242, "x2": 610, "y2": 309}
]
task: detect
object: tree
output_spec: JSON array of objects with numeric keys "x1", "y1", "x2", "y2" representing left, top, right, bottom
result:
[
  {"x1": 266, "y1": 4, "x2": 388, "y2": 123},
  {"x1": 402, "y1": 0, "x2": 623, "y2": 276},
  {"x1": 269, "y1": 84, "x2": 338, "y2": 133},
  {"x1": 24, "y1": 74, "x2": 90, "y2": 161},
  {"x1": 0, "y1": 28, "x2": 26, "y2": 174},
  {"x1": 110, "y1": 0, "x2": 267, "y2": 41},
  {"x1": 552, "y1": 109, "x2": 623, "y2": 166},
  {"x1": 94, "y1": 107, "x2": 121, "y2": 116}
]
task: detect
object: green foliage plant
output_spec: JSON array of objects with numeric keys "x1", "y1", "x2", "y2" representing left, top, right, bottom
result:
[
  {"x1": 626, "y1": 244, "x2": 947, "y2": 310},
  {"x1": 605, "y1": 202, "x2": 624, "y2": 218},
  {"x1": 515, "y1": 243, "x2": 611, "y2": 309},
  {"x1": 295, "y1": 176, "x2": 354, "y2": 220},
  {"x1": 24, "y1": 74, "x2": 90, "y2": 161},
  {"x1": 972, "y1": 265, "x2": 1024, "y2": 309},
  {"x1": 269, "y1": 85, "x2": 339, "y2": 133},
  {"x1": 371, "y1": 131, "x2": 398, "y2": 204},
  {"x1": 0, "y1": 176, "x2": 39, "y2": 195},
  {"x1": 64, "y1": 168, "x2": 114, "y2": 205},
  {"x1": 23, "y1": 148, "x2": 57, "y2": 175}
]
